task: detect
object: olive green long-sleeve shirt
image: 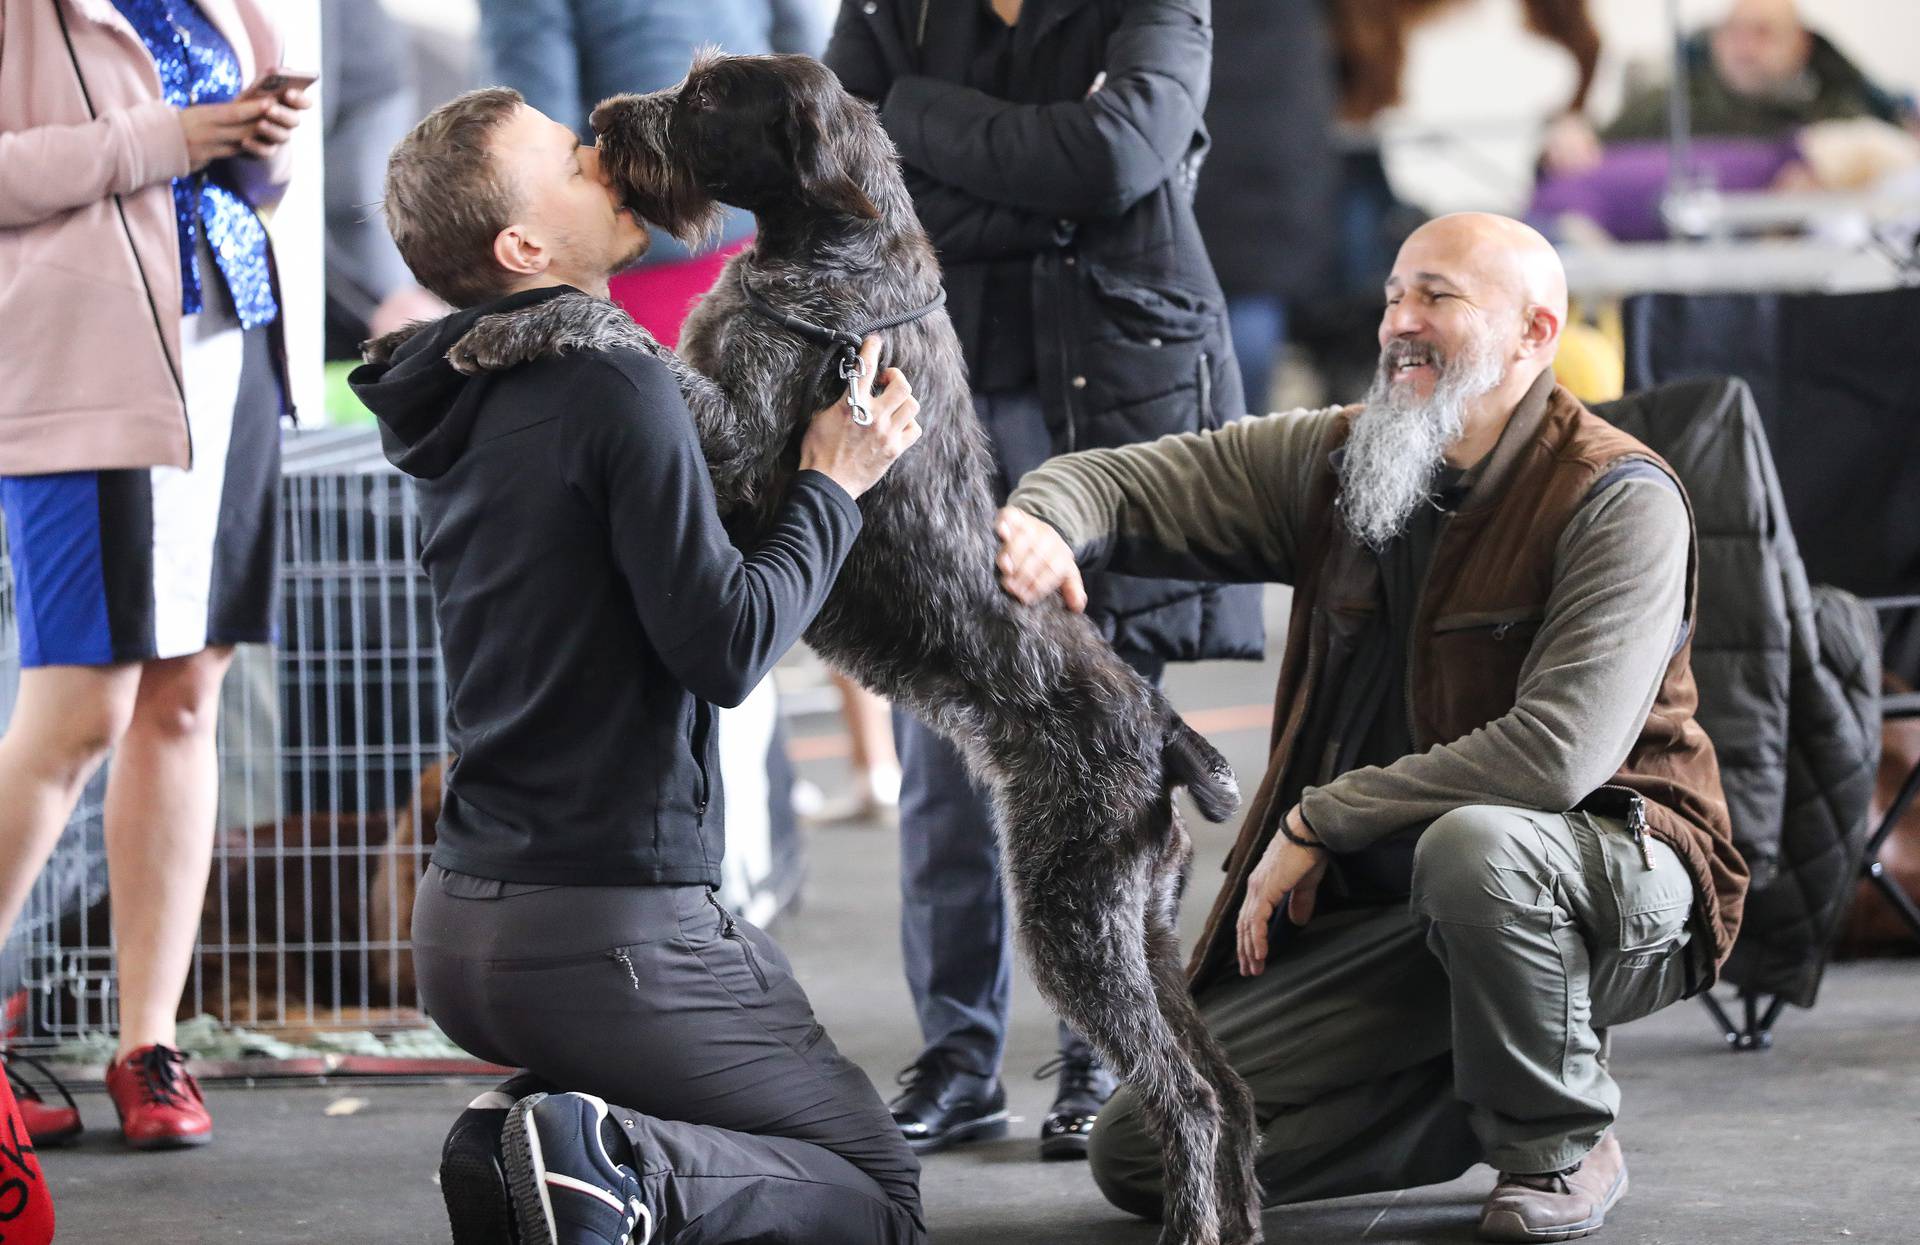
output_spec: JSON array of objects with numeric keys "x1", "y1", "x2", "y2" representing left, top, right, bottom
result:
[{"x1": 1007, "y1": 405, "x2": 1690, "y2": 856}]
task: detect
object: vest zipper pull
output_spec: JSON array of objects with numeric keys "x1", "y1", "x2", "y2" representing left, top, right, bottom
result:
[{"x1": 1628, "y1": 797, "x2": 1656, "y2": 870}]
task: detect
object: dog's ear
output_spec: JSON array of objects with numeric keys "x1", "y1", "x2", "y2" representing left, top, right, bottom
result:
[{"x1": 783, "y1": 93, "x2": 880, "y2": 222}]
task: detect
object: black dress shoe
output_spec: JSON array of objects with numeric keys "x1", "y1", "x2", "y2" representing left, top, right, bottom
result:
[
  {"x1": 1035, "y1": 1049, "x2": 1117, "y2": 1161},
  {"x1": 440, "y1": 1070, "x2": 552, "y2": 1245},
  {"x1": 888, "y1": 1052, "x2": 1009, "y2": 1154}
]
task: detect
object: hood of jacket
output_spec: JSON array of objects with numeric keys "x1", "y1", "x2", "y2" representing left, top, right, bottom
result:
[{"x1": 348, "y1": 284, "x2": 581, "y2": 480}]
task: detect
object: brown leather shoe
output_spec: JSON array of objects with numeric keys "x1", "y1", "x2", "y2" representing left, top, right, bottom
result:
[{"x1": 1478, "y1": 1131, "x2": 1628, "y2": 1242}]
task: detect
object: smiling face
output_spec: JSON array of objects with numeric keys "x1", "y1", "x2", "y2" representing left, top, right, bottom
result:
[
  {"x1": 1378, "y1": 237, "x2": 1521, "y2": 404},
  {"x1": 487, "y1": 103, "x2": 652, "y2": 295}
]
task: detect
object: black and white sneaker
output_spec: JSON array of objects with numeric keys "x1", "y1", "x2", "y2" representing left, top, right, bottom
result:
[
  {"x1": 440, "y1": 1071, "x2": 550, "y2": 1245},
  {"x1": 502, "y1": 1092, "x2": 652, "y2": 1245}
]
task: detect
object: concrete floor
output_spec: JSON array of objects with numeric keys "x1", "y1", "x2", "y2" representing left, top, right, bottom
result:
[{"x1": 39, "y1": 633, "x2": 1920, "y2": 1243}]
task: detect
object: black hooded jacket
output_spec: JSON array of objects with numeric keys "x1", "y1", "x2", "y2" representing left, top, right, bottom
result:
[{"x1": 349, "y1": 285, "x2": 861, "y2": 887}]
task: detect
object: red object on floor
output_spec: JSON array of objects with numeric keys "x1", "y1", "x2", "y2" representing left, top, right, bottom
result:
[
  {"x1": 105, "y1": 1045, "x2": 213, "y2": 1150},
  {"x1": 3, "y1": 1055, "x2": 81, "y2": 1148},
  {"x1": 608, "y1": 238, "x2": 754, "y2": 348},
  {"x1": 0, "y1": 1059, "x2": 55, "y2": 1244}
]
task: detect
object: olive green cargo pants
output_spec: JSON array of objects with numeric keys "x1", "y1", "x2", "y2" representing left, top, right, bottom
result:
[{"x1": 1088, "y1": 804, "x2": 1702, "y2": 1218}]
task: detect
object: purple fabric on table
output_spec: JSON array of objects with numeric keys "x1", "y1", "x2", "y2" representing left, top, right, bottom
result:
[{"x1": 1529, "y1": 138, "x2": 1800, "y2": 241}]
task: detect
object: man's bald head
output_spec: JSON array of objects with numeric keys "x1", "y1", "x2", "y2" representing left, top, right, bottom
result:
[
  {"x1": 1397, "y1": 212, "x2": 1569, "y2": 327},
  {"x1": 1379, "y1": 211, "x2": 1568, "y2": 401}
]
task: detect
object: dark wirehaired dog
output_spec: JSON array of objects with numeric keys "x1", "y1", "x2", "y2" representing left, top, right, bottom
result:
[{"x1": 422, "y1": 53, "x2": 1261, "y2": 1245}]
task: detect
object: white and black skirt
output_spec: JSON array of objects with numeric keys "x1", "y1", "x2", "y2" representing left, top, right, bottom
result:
[{"x1": 1, "y1": 244, "x2": 281, "y2": 668}]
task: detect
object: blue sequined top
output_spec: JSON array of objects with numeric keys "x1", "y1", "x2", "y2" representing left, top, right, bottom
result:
[{"x1": 113, "y1": 0, "x2": 278, "y2": 330}]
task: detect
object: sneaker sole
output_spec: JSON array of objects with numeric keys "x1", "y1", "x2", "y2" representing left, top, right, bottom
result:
[
  {"x1": 1479, "y1": 1169, "x2": 1629, "y2": 1243},
  {"x1": 27, "y1": 1121, "x2": 84, "y2": 1149},
  {"x1": 441, "y1": 1107, "x2": 519, "y2": 1245},
  {"x1": 905, "y1": 1110, "x2": 1010, "y2": 1155},
  {"x1": 502, "y1": 1094, "x2": 563, "y2": 1245},
  {"x1": 122, "y1": 1128, "x2": 212, "y2": 1151}
]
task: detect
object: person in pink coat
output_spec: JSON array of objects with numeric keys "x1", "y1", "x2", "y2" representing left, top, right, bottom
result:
[{"x1": 0, "y1": 0, "x2": 305, "y2": 1150}]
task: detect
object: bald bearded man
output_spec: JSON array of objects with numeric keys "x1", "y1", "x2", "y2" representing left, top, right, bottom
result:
[{"x1": 995, "y1": 214, "x2": 1746, "y2": 1242}]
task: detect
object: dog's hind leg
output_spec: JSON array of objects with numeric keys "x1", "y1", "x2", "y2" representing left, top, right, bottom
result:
[
  {"x1": 1144, "y1": 811, "x2": 1264, "y2": 1245},
  {"x1": 1019, "y1": 865, "x2": 1224, "y2": 1245}
]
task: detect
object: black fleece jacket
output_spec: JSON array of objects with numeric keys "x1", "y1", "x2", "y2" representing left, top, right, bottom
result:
[{"x1": 349, "y1": 285, "x2": 861, "y2": 886}]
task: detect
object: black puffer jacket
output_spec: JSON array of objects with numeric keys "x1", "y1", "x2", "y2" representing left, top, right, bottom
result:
[
  {"x1": 826, "y1": 0, "x2": 1263, "y2": 663},
  {"x1": 1599, "y1": 377, "x2": 1882, "y2": 1007}
]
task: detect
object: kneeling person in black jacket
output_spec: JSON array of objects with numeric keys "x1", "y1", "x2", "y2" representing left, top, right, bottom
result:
[{"x1": 352, "y1": 88, "x2": 926, "y2": 1245}]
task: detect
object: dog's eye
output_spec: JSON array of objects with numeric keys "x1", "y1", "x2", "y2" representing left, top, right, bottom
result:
[{"x1": 690, "y1": 88, "x2": 714, "y2": 112}]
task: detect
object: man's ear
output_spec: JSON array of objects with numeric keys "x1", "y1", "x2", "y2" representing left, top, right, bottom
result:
[
  {"x1": 782, "y1": 95, "x2": 879, "y2": 221},
  {"x1": 1521, "y1": 303, "x2": 1562, "y2": 361},
  {"x1": 491, "y1": 223, "x2": 548, "y2": 280}
]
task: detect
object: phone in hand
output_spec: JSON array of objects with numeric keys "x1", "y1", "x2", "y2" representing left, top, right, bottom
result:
[{"x1": 247, "y1": 68, "x2": 318, "y2": 98}]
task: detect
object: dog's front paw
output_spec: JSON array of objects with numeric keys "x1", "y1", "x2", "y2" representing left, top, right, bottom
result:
[{"x1": 446, "y1": 319, "x2": 531, "y2": 375}]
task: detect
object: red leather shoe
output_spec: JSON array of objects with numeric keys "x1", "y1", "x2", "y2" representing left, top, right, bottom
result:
[
  {"x1": 0, "y1": 1055, "x2": 56, "y2": 1243},
  {"x1": 105, "y1": 1045, "x2": 213, "y2": 1150},
  {"x1": 3, "y1": 1053, "x2": 82, "y2": 1147}
]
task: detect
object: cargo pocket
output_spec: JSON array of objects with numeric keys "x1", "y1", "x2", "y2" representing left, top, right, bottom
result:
[{"x1": 1588, "y1": 810, "x2": 1695, "y2": 1028}]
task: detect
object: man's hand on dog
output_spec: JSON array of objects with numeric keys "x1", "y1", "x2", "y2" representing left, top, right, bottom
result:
[
  {"x1": 994, "y1": 506, "x2": 1088, "y2": 613},
  {"x1": 1235, "y1": 805, "x2": 1328, "y2": 977},
  {"x1": 799, "y1": 336, "x2": 921, "y2": 500}
]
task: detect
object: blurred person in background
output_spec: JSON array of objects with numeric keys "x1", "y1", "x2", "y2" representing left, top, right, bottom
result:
[
  {"x1": 322, "y1": 0, "x2": 446, "y2": 357},
  {"x1": 826, "y1": 0, "x2": 1263, "y2": 1164},
  {"x1": 1542, "y1": 0, "x2": 1914, "y2": 176},
  {"x1": 0, "y1": 0, "x2": 305, "y2": 1151},
  {"x1": 1192, "y1": 0, "x2": 1338, "y2": 413}
]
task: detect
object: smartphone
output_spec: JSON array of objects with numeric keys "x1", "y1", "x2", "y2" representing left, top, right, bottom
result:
[{"x1": 247, "y1": 68, "x2": 318, "y2": 97}]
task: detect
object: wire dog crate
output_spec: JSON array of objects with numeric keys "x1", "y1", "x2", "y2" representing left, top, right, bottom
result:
[
  {"x1": 1, "y1": 426, "x2": 804, "y2": 1052},
  {"x1": 0, "y1": 429, "x2": 448, "y2": 1047}
]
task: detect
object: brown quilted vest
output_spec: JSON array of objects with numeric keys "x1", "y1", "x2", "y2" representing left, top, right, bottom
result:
[{"x1": 1190, "y1": 380, "x2": 1750, "y2": 987}]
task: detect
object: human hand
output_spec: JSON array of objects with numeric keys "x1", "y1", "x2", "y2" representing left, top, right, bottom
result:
[
  {"x1": 178, "y1": 96, "x2": 276, "y2": 171},
  {"x1": 1541, "y1": 112, "x2": 1603, "y2": 176},
  {"x1": 798, "y1": 335, "x2": 922, "y2": 500},
  {"x1": 237, "y1": 84, "x2": 311, "y2": 160},
  {"x1": 994, "y1": 506, "x2": 1087, "y2": 613},
  {"x1": 1235, "y1": 805, "x2": 1328, "y2": 977}
]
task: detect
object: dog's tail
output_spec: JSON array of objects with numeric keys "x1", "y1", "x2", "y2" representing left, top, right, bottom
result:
[{"x1": 1162, "y1": 711, "x2": 1239, "y2": 824}]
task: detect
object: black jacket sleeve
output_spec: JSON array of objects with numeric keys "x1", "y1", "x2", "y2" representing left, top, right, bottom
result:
[
  {"x1": 560, "y1": 356, "x2": 862, "y2": 708},
  {"x1": 877, "y1": 0, "x2": 1212, "y2": 219},
  {"x1": 905, "y1": 167, "x2": 1068, "y2": 262}
]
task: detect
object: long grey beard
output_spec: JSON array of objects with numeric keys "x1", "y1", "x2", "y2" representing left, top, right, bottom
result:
[{"x1": 1338, "y1": 340, "x2": 1505, "y2": 550}]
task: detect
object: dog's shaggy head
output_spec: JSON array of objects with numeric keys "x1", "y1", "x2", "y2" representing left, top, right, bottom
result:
[{"x1": 590, "y1": 51, "x2": 883, "y2": 245}]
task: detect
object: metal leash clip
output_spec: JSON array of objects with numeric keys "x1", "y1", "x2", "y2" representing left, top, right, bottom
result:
[{"x1": 838, "y1": 350, "x2": 874, "y2": 426}]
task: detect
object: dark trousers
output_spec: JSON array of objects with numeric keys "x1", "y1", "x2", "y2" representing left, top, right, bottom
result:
[
  {"x1": 898, "y1": 386, "x2": 1164, "y2": 1076},
  {"x1": 414, "y1": 867, "x2": 925, "y2": 1244}
]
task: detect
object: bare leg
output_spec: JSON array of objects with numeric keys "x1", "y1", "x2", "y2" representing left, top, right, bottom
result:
[
  {"x1": 104, "y1": 646, "x2": 234, "y2": 1056},
  {"x1": 833, "y1": 672, "x2": 899, "y2": 809},
  {"x1": 0, "y1": 665, "x2": 142, "y2": 940}
]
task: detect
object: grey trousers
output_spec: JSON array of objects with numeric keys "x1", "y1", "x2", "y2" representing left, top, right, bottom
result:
[
  {"x1": 1088, "y1": 804, "x2": 1702, "y2": 1218},
  {"x1": 413, "y1": 867, "x2": 925, "y2": 1244}
]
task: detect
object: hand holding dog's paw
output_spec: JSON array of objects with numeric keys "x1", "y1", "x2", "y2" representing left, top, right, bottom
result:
[
  {"x1": 994, "y1": 507, "x2": 1087, "y2": 614},
  {"x1": 799, "y1": 335, "x2": 922, "y2": 500}
]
